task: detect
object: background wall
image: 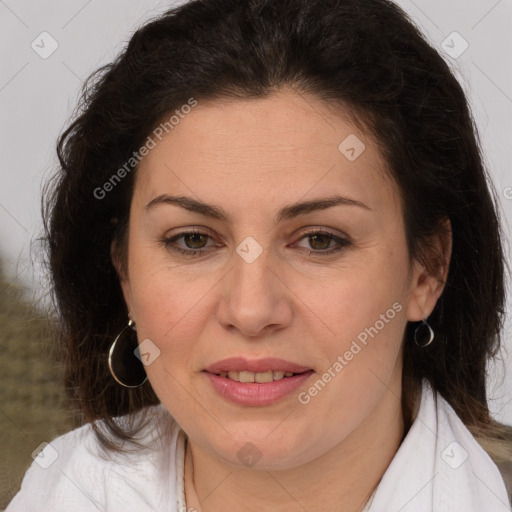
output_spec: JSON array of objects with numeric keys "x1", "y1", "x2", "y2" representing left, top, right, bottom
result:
[{"x1": 0, "y1": 0, "x2": 511, "y2": 496}]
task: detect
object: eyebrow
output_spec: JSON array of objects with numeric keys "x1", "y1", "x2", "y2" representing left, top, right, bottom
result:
[{"x1": 145, "y1": 194, "x2": 372, "y2": 223}]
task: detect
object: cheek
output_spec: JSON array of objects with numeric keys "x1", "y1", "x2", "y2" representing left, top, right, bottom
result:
[
  {"x1": 129, "y1": 267, "x2": 211, "y2": 348},
  {"x1": 305, "y1": 244, "x2": 409, "y2": 369},
  {"x1": 126, "y1": 265, "x2": 213, "y2": 415},
  {"x1": 333, "y1": 253, "x2": 406, "y2": 312},
  {"x1": 125, "y1": 244, "x2": 233, "y2": 385},
  {"x1": 294, "y1": 267, "x2": 407, "y2": 433}
]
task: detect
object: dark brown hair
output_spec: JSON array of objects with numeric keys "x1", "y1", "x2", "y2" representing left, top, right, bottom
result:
[{"x1": 43, "y1": 0, "x2": 511, "y2": 458}]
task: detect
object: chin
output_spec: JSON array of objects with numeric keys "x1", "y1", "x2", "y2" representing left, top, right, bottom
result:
[{"x1": 204, "y1": 426, "x2": 314, "y2": 471}]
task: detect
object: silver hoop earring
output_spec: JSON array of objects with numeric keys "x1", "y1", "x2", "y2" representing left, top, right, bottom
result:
[
  {"x1": 414, "y1": 319, "x2": 434, "y2": 348},
  {"x1": 108, "y1": 319, "x2": 148, "y2": 388}
]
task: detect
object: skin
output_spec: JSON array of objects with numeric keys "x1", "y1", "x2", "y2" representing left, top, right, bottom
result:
[{"x1": 114, "y1": 88, "x2": 452, "y2": 512}]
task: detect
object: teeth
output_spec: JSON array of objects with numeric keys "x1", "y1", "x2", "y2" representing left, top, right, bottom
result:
[
  {"x1": 255, "y1": 371, "x2": 274, "y2": 383},
  {"x1": 239, "y1": 371, "x2": 255, "y2": 383},
  {"x1": 220, "y1": 370, "x2": 296, "y2": 382}
]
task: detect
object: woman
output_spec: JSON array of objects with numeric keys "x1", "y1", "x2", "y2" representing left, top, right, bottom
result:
[{"x1": 6, "y1": 0, "x2": 512, "y2": 510}]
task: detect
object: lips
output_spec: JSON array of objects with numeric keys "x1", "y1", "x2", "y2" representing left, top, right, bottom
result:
[
  {"x1": 204, "y1": 370, "x2": 314, "y2": 406},
  {"x1": 203, "y1": 357, "x2": 311, "y2": 375},
  {"x1": 202, "y1": 357, "x2": 314, "y2": 406}
]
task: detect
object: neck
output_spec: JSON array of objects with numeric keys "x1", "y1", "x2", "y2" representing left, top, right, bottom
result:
[{"x1": 184, "y1": 374, "x2": 405, "y2": 512}]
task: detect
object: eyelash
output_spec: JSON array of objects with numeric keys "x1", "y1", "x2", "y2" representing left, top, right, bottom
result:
[{"x1": 161, "y1": 229, "x2": 351, "y2": 258}]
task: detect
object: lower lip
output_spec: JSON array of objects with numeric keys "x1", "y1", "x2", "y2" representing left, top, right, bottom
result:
[{"x1": 203, "y1": 370, "x2": 314, "y2": 406}]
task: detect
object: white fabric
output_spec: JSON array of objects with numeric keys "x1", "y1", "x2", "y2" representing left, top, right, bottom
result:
[
  {"x1": 5, "y1": 378, "x2": 510, "y2": 512},
  {"x1": 6, "y1": 405, "x2": 181, "y2": 511},
  {"x1": 367, "y1": 380, "x2": 510, "y2": 512}
]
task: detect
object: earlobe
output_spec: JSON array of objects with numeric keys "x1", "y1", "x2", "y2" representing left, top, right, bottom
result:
[{"x1": 406, "y1": 218, "x2": 452, "y2": 322}]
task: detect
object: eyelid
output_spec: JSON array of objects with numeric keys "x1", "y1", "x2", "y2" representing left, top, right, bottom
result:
[
  {"x1": 163, "y1": 228, "x2": 219, "y2": 250},
  {"x1": 292, "y1": 226, "x2": 348, "y2": 240},
  {"x1": 163, "y1": 225, "x2": 216, "y2": 238},
  {"x1": 292, "y1": 228, "x2": 351, "y2": 253},
  {"x1": 161, "y1": 226, "x2": 351, "y2": 258}
]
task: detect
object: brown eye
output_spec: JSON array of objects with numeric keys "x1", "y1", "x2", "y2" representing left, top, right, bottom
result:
[
  {"x1": 161, "y1": 230, "x2": 217, "y2": 257},
  {"x1": 294, "y1": 230, "x2": 351, "y2": 256},
  {"x1": 308, "y1": 233, "x2": 334, "y2": 250},
  {"x1": 183, "y1": 233, "x2": 209, "y2": 249}
]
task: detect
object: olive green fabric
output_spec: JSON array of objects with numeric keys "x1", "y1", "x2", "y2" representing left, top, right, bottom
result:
[
  {"x1": 0, "y1": 260, "x2": 78, "y2": 510},
  {"x1": 496, "y1": 459, "x2": 512, "y2": 506}
]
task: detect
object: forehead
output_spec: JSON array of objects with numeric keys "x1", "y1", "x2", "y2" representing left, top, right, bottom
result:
[{"x1": 133, "y1": 89, "x2": 399, "y2": 217}]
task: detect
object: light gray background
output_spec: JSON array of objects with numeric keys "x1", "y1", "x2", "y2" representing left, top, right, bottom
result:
[{"x1": 1, "y1": 0, "x2": 511, "y2": 423}]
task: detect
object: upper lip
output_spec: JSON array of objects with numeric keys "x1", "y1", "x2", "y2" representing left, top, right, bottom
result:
[{"x1": 204, "y1": 357, "x2": 311, "y2": 374}]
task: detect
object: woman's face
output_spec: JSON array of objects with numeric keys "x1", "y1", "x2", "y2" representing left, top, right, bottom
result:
[{"x1": 118, "y1": 89, "x2": 440, "y2": 469}]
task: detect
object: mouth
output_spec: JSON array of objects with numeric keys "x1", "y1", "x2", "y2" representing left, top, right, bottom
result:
[
  {"x1": 203, "y1": 356, "x2": 312, "y2": 375},
  {"x1": 209, "y1": 370, "x2": 307, "y2": 383},
  {"x1": 202, "y1": 357, "x2": 314, "y2": 406}
]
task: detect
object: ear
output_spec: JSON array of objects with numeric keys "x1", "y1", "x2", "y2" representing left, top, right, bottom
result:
[
  {"x1": 406, "y1": 218, "x2": 452, "y2": 322},
  {"x1": 111, "y1": 238, "x2": 133, "y2": 315}
]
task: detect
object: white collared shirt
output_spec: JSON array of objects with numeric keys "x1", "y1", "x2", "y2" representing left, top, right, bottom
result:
[
  {"x1": 367, "y1": 379, "x2": 510, "y2": 511},
  {"x1": 6, "y1": 378, "x2": 510, "y2": 511}
]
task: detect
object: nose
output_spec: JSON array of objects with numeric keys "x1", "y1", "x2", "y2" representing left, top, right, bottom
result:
[{"x1": 216, "y1": 240, "x2": 293, "y2": 339}]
